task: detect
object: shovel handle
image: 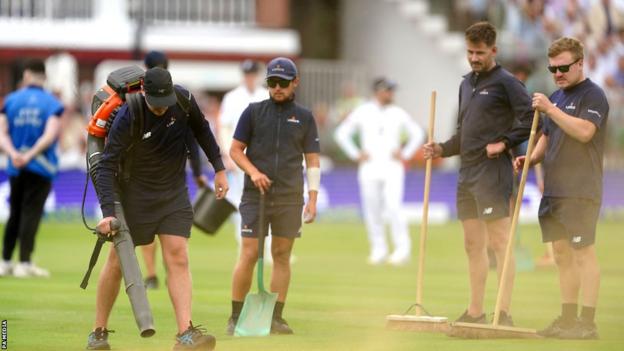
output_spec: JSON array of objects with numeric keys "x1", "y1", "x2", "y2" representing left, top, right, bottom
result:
[{"x1": 257, "y1": 193, "x2": 267, "y2": 292}]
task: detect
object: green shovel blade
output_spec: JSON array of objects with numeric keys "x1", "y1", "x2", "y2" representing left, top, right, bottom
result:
[
  {"x1": 235, "y1": 194, "x2": 277, "y2": 337},
  {"x1": 234, "y1": 292, "x2": 278, "y2": 336},
  {"x1": 234, "y1": 257, "x2": 278, "y2": 337}
]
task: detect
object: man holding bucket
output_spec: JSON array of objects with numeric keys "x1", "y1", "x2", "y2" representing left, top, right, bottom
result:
[{"x1": 227, "y1": 57, "x2": 321, "y2": 335}]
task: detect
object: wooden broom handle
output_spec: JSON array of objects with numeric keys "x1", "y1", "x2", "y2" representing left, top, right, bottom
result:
[
  {"x1": 416, "y1": 91, "x2": 436, "y2": 315},
  {"x1": 492, "y1": 110, "x2": 540, "y2": 326}
]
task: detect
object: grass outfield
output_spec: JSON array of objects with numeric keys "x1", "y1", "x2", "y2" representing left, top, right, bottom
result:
[{"x1": 0, "y1": 219, "x2": 623, "y2": 351}]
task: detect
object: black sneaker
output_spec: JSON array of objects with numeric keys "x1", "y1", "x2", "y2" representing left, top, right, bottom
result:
[
  {"x1": 271, "y1": 317, "x2": 294, "y2": 335},
  {"x1": 558, "y1": 320, "x2": 599, "y2": 340},
  {"x1": 454, "y1": 310, "x2": 487, "y2": 324},
  {"x1": 86, "y1": 327, "x2": 113, "y2": 350},
  {"x1": 173, "y1": 322, "x2": 216, "y2": 350},
  {"x1": 226, "y1": 317, "x2": 237, "y2": 336},
  {"x1": 144, "y1": 276, "x2": 159, "y2": 290},
  {"x1": 497, "y1": 311, "x2": 514, "y2": 327},
  {"x1": 538, "y1": 316, "x2": 576, "y2": 338}
]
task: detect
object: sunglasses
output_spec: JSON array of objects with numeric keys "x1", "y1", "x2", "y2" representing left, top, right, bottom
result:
[
  {"x1": 547, "y1": 58, "x2": 580, "y2": 73},
  {"x1": 267, "y1": 78, "x2": 292, "y2": 88}
]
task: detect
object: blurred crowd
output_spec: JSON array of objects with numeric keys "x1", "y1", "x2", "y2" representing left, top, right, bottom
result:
[
  {"x1": 446, "y1": 0, "x2": 624, "y2": 166},
  {"x1": 2, "y1": 0, "x2": 623, "y2": 171}
]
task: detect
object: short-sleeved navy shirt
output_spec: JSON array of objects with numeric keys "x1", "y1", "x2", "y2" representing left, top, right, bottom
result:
[
  {"x1": 543, "y1": 78, "x2": 609, "y2": 202},
  {"x1": 233, "y1": 98, "x2": 320, "y2": 204},
  {"x1": 234, "y1": 103, "x2": 319, "y2": 153}
]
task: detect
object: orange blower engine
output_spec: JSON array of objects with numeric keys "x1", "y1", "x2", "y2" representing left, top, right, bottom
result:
[
  {"x1": 86, "y1": 65, "x2": 144, "y2": 186},
  {"x1": 87, "y1": 66, "x2": 145, "y2": 138}
]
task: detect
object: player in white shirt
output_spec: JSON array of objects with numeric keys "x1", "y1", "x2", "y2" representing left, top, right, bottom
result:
[
  {"x1": 335, "y1": 78, "x2": 424, "y2": 265},
  {"x1": 219, "y1": 60, "x2": 269, "y2": 247}
]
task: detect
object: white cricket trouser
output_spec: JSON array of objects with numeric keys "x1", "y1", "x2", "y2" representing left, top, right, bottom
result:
[{"x1": 358, "y1": 163, "x2": 410, "y2": 257}]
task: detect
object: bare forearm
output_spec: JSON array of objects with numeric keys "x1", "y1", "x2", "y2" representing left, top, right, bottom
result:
[
  {"x1": 0, "y1": 135, "x2": 18, "y2": 156},
  {"x1": 307, "y1": 189, "x2": 318, "y2": 204},
  {"x1": 230, "y1": 147, "x2": 259, "y2": 176},
  {"x1": 547, "y1": 107, "x2": 595, "y2": 143},
  {"x1": 530, "y1": 134, "x2": 548, "y2": 165},
  {"x1": 0, "y1": 116, "x2": 18, "y2": 156}
]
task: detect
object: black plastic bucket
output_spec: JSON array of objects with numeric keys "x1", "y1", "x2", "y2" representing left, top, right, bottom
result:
[{"x1": 192, "y1": 186, "x2": 237, "y2": 235}]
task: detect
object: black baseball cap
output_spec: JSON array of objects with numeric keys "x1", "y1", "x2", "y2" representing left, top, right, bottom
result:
[
  {"x1": 143, "y1": 67, "x2": 177, "y2": 108},
  {"x1": 144, "y1": 50, "x2": 169, "y2": 69},
  {"x1": 266, "y1": 57, "x2": 298, "y2": 80},
  {"x1": 373, "y1": 77, "x2": 397, "y2": 91},
  {"x1": 241, "y1": 59, "x2": 260, "y2": 73}
]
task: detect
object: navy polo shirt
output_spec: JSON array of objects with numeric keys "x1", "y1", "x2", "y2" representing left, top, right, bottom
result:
[
  {"x1": 440, "y1": 65, "x2": 534, "y2": 167},
  {"x1": 543, "y1": 78, "x2": 609, "y2": 202},
  {"x1": 96, "y1": 87, "x2": 224, "y2": 218},
  {"x1": 233, "y1": 98, "x2": 320, "y2": 204}
]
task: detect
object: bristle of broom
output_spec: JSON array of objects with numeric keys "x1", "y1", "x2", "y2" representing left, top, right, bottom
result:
[
  {"x1": 386, "y1": 315, "x2": 450, "y2": 333},
  {"x1": 448, "y1": 322, "x2": 541, "y2": 339}
]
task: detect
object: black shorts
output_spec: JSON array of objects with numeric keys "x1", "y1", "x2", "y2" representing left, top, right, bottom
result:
[
  {"x1": 126, "y1": 206, "x2": 194, "y2": 246},
  {"x1": 239, "y1": 201, "x2": 303, "y2": 238},
  {"x1": 457, "y1": 158, "x2": 513, "y2": 221},
  {"x1": 538, "y1": 197, "x2": 600, "y2": 249}
]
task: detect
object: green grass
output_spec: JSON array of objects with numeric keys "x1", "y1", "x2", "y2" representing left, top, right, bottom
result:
[{"x1": 0, "y1": 219, "x2": 623, "y2": 351}]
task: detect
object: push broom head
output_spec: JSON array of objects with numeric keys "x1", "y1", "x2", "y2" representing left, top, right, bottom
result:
[
  {"x1": 386, "y1": 314, "x2": 450, "y2": 333},
  {"x1": 448, "y1": 322, "x2": 541, "y2": 339}
]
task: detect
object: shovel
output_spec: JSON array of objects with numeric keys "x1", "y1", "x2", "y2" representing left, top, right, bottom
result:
[{"x1": 235, "y1": 193, "x2": 278, "y2": 336}]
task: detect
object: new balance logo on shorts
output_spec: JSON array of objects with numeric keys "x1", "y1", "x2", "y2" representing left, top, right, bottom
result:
[
  {"x1": 483, "y1": 207, "x2": 493, "y2": 215},
  {"x1": 572, "y1": 236, "x2": 582, "y2": 243}
]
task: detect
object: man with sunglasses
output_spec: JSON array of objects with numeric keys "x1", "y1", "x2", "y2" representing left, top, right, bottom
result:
[
  {"x1": 515, "y1": 37, "x2": 609, "y2": 339},
  {"x1": 227, "y1": 57, "x2": 320, "y2": 335},
  {"x1": 423, "y1": 21, "x2": 533, "y2": 326}
]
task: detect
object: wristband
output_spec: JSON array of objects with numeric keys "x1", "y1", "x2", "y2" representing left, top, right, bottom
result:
[{"x1": 306, "y1": 167, "x2": 321, "y2": 192}]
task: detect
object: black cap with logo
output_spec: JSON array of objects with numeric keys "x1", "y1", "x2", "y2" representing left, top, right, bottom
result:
[
  {"x1": 266, "y1": 57, "x2": 298, "y2": 80},
  {"x1": 143, "y1": 67, "x2": 177, "y2": 108}
]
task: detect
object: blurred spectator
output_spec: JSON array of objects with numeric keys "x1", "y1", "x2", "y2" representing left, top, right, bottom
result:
[
  {"x1": 0, "y1": 58, "x2": 63, "y2": 278},
  {"x1": 218, "y1": 59, "x2": 268, "y2": 251},
  {"x1": 545, "y1": 0, "x2": 591, "y2": 40},
  {"x1": 605, "y1": 55, "x2": 624, "y2": 165},
  {"x1": 335, "y1": 77, "x2": 424, "y2": 266},
  {"x1": 587, "y1": 0, "x2": 624, "y2": 46},
  {"x1": 454, "y1": 0, "x2": 491, "y2": 30},
  {"x1": 45, "y1": 51, "x2": 78, "y2": 110},
  {"x1": 606, "y1": 55, "x2": 624, "y2": 87},
  {"x1": 585, "y1": 52, "x2": 610, "y2": 87}
]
